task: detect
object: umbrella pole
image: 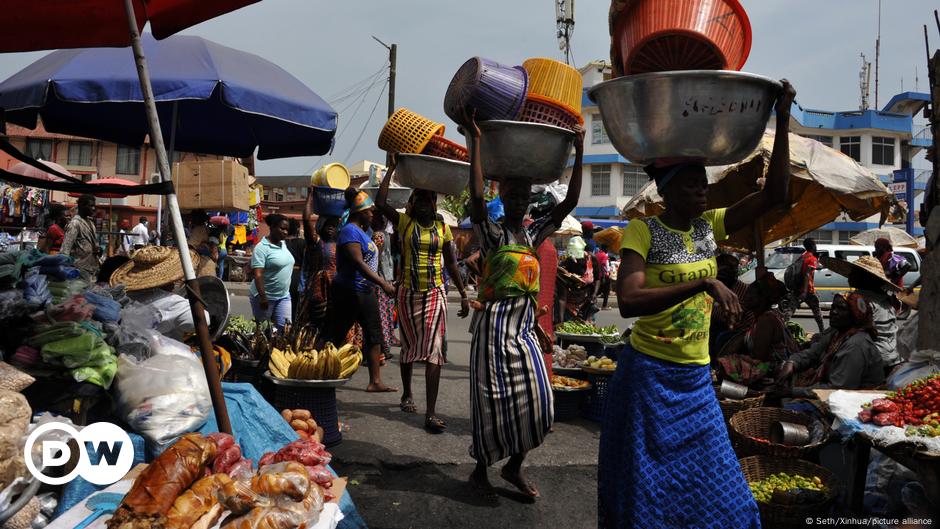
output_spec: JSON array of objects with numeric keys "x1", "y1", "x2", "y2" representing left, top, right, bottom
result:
[
  {"x1": 753, "y1": 220, "x2": 765, "y2": 268},
  {"x1": 121, "y1": 0, "x2": 232, "y2": 435},
  {"x1": 158, "y1": 101, "x2": 179, "y2": 244}
]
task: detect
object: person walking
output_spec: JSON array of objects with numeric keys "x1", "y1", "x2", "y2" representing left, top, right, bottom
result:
[
  {"x1": 326, "y1": 189, "x2": 397, "y2": 393},
  {"x1": 298, "y1": 189, "x2": 342, "y2": 332},
  {"x1": 596, "y1": 245, "x2": 612, "y2": 310},
  {"x1": 249, "y1": 213, "x2": 295, "y2": 331},
  {"x1": 558, "y1": 236, "x2": 601, "y2": 321},
  {"x1": 285, "y1": 218, "x2": 306, "y2": 321},
  {"x1": 132, "y1": 216, "x2": 150, "y2": 249},
  {"x1": 873, "y1": 237, "x2": 911, "y2": 289},
  {"x1": 371, "y1": 228, "x2": 398, "y2": 360},
  {"x1": 61, "y1": 193, "x2": 101, "y2": 279},
  {"x1": 376, "y1": 164, "x2": 470, "y2": 432},
  {"x1": 599, "y1": 81, "x2": 795, "y2": 529},
  {"x1": 40, "y1": 203, "x2": 68, "y2": 254},
  {"x1": 790, "y1": 237, "x2": 826, "y2": 333},
  {"x1": 464, "y1": 116, "x2": 584, "y2": 499}
]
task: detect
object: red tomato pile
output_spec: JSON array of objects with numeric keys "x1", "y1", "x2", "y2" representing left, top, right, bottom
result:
[{"x1": 858, "y1": 373, "x2": 940, "y2": 434}]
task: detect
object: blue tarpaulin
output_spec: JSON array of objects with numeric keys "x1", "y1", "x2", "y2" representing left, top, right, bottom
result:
[{"x1": 0, "y1": 34, "x2": 337, "y2": 160}]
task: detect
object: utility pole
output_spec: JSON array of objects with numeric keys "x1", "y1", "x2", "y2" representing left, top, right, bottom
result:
[
  {"x1": 372, "y1": 36, "x2": 397, "y2": 166},
  {"x1": 875, "y1": 0, "x2": 881, "y2": 108}
]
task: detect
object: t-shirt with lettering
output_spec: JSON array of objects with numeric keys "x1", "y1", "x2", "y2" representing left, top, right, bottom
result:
[
  {"x1": 335, "y1": 223, "x2": 378, "y2": 292},
  {"x1": 620, "y1": 208, "x2": 727, "y2": 366},
  {"x1": 801, "y1": 251, "x2": 818, "y2": 294}
]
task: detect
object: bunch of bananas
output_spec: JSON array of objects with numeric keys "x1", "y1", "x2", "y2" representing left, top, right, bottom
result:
[{"x1": 269, "y1": 342, "x2": 363, "y2": 380}]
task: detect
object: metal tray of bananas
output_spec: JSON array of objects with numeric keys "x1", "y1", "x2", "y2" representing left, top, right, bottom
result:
[{"x1": 263, "y1": 371, "x2": 350, "y2": 388}]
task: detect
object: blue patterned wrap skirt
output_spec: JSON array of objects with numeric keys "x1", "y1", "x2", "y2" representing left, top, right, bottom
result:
[{"x1": 598, "y1": 344, "x2": 761, "y2": 529}]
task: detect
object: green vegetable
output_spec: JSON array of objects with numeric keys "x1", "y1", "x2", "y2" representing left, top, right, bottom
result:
[
  {"x1": 226, "y1": 315, "x2": 256, "y2": 335},
  {"x1": 555, "y1": 321, "x2": 620, "y2": 336}
]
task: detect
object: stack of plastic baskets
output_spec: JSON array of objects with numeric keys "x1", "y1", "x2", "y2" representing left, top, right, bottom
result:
[
  {"x1": 378, "y1": 108, "x2": 445, "y2": 154},
  {"x1": 421, "y1": 135, "x2": 469, "y2": 162},
  {"x1": 519, "y1": 58, "x2": 584, "y2": 132},
  {"x1": 612, "y1": 0, "x2": 752, "y2": 75},
  {"x1": 443, "y1": 57, "x2": 529, "y2": 127}
]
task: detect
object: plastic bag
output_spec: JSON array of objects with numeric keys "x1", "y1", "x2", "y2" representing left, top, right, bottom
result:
[
  {"x1": 115, "y1": 333, "x2": 211, "y2": 444},
  {"x1": 252, "y1": 462, "x2": 310, "y2": 501}
]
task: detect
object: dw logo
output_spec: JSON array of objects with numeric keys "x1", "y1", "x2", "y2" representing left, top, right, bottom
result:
[{"x1": 23, "y1": 422, "x2": 135, "y2": 485}]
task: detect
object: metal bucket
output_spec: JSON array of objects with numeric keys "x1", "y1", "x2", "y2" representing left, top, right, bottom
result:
[
  {"x1": 395, "y1": 154, "x2": 469, "y2": 196},
  {"x1": 477, "y1": 120, "x2": 574, "y2": 184},
  {"x1": 719, "y1": 380, "x2": 749, "y2": 400},
  {"x1": 311, "y1": 162, "x2": 350, "y2": 189},
  {"x1": 770, "y1": 421, "x2": 811, "y2": 446}
]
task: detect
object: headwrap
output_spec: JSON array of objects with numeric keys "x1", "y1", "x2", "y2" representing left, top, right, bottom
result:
[
  {"x1": 839, "y1": 292, "x2": 877, "y2": 339},
  {"x1": 580, "y1": 220, "x2": 594, "y2": 232},
  {"x1": 567, "y1": 236, "x2": 586, "y2": 260},
  {"x1": 486, "y1": 197, "x2": 505, "y2": 221},
  {"x1": 805, "y1": 292, "x2": 878, "y2": 386},
  {"x1": 350, "y1": 191, "x2": 374, "y2": 213},
  {"x1": 643, "y1": 162, "x2": 704, "y2": 193}
]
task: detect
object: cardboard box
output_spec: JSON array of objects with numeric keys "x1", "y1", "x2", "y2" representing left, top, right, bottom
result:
[{"x1": 173, "y1": 160, "x2": 251, "y2": 211}]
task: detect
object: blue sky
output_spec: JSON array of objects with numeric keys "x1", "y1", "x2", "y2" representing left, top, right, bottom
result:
[{"x1": 0, "y1": 0, "x2": 936, "y2": 176}]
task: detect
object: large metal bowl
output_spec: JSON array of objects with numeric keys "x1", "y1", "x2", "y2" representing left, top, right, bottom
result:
[
  {"x1": 361, "y1": 185, "x2": 411, "y2": 209},
  {"x1": 588, "y1": 70, "x2": 782, "y2": 165},
  {"x1": 478, "y1": 120, "x2": 575, "y2": 184},
  {"x1": 395, "y1": 154, "x2": 469, "y2": 196}
]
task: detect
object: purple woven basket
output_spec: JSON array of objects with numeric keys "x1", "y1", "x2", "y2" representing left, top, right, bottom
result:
[{"x1": 444, "y1": 57, "x2": 528, "y2": 126}]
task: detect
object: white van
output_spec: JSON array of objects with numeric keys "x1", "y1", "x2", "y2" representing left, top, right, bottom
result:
[{"x1": 741, "y1": 244, "x2": 921, "y2": 308}]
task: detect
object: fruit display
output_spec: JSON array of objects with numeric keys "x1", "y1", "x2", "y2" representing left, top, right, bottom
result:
[
  {"x1": 268, "y1": 342, "x2": 362, "y2": 380},
  {"x1": 280, "y1": 408, "x2": 321, "y2": 440},
  {"x1": 858, "y1": 373, "x2": 940, "y2": 434},
  {"x1": 551, "y1": 375, "x2": 590, "y2": 390},
  {"x1": 748, "y1": 472, "x2": 827, "y2": 504},
  {"x1": 585, "y1": 355, "x2": 616, "y2": 371},
  {"x1": 553, "y1": 344, "x2": 587, "y2": 368}
]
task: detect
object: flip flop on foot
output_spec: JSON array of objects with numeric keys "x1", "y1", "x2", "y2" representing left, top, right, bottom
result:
[
  {"x1": 424, "y1": 416, "x2": 446, "y2": 433},
  {"x1": 366, "y1": 384, "x2": 398, "y2": 393},
  {"x1": 500, "y1": 468, "x2": 540, "y2": 499},
  {"x1": 400, "y1": 398, "x2": 417, "y2": 413}
]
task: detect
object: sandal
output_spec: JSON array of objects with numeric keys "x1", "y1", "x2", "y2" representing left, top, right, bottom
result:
[
  {"x1": 399, "y1": 398, "x2": 417, "y2": 413},
  {"x1": 425, "y1": 416, "x2": 446, "y2": 433}
]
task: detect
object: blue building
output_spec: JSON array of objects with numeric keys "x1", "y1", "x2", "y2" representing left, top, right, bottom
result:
[{"x1": 567, "y1": 61, "x2": 931, "y2": 242}]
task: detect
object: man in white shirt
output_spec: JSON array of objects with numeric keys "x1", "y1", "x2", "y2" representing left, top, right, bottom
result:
[{"x1": 132, "y1": 217, "x2": 150, "y2": 249}]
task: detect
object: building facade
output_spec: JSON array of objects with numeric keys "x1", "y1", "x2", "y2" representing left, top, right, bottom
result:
[{"x1": 565, "y1": 61, "x2": 931, "y2": 242}]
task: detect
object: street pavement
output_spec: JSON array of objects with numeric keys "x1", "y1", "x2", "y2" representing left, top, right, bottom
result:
[{"x1": 226, "y1": 288, "x2": 819, "y2": 529}]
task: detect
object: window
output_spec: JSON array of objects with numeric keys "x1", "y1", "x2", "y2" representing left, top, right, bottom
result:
[
  {"x1": 837, "y1": 231, "x2": 862, "y2": 245},
  {"x1": 591, "y1": 114, "x2": 609, "y2": 144},
  {"x1": 835, "y1": 249, "x2": 869, "y2": 261},
  {"x1": 871, "y1": 136, "x2": 895, "y2": 165},
  {"x1": 621, "y1": 165, "x2": 645, "y2": 196},
  {"x1": 301, "y1": 187, "x2": 308, "y2": 198},
  {"x1": 591, "y1": 164, "x2": 611, "y2": 196},
  {"x1": 25, "y1": 139, "x2": 53, "y2": 160},
  {"x1": 67, "y1": 141, "x2": 93, "y2": 166},
  {"x1": 806, "y1": 135, "x2": 832, "y2": 147},
  {"x1": 895, "y1": 251, "x2": 920, "y2": 272},
  {"x1": 287, "y1": 187, "x2": 297, "y2": 194},
  {"x1": 275, "y1": 192, "x2": 284, "y2": 202},
  {"x1": 115, "y1": 145, "x2": 140, "y2": 175},
  {"x1": 839, "y1": 136, "x2": 861, "y2": 162},
  {"x1": 263, "y1": 191, "x2": 270, "y2": 201},
  {"x1": 804, "y1": 230, "x2": 830, "y2": 244}
]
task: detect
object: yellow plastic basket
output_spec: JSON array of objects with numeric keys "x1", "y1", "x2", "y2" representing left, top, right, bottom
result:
[
  {"x1": 522, "y1": 58, "x2": 583, "y2": 114},
  {"x1": 378, "y1": 108, "x2": 445, "y2": 154}
]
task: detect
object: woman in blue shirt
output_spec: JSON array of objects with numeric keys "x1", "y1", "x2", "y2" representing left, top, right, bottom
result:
[
  {"x1": 327, "y1": 189, "x2": 398, "y2": 393},
  {"x1": 250, "y1": 213, "x2": 295, "y2": 331}
]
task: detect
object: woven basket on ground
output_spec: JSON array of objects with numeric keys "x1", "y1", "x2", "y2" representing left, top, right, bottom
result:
[
  {"x1": 738, "y1": 456, "x2": 839, "y2": 529},
  {"x1": 714, "y1": 385, "x2": 765, "y2": 422},
  {"x1": 730, "y1": 407, "x2": 829, "y2": 459}
]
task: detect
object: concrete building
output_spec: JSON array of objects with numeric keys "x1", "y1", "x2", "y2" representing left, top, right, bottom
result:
[
  {"x1": 566, "y1": 60, "x2": 931, "y2": 241},
  {"x1": 0, "y1": 120, "x2": 247, "y2": 227}
]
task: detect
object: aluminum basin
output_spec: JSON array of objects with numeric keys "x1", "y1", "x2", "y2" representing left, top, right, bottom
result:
[
  {"x1": 361, "y1": 185, "x2": 411, "y2": 209},
  {"x1": 478, "y1": 120, "x2": 574, "y2": 184},
  {"x1": 588, "y1": 70, "x2": 781, "y2": 165},
  {"x1": 395, "y1": 154, "x2": 470, "y2": 196}
]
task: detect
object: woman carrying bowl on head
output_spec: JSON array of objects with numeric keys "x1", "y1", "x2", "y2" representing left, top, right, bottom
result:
[
  {"x1": 464, "y1": 116, "x2": 584, "y2": 499},
  {"x1": 249, "y1": 213, "x2": 295, "y2": 331},
  {"x1": 598, "y1": 81, "x2": 796, "y2": 528},
  {"x1": 325, "y1": 189, "x2": 397, "y2": 392},
  {"x1": 298, "y1": 191, "x2": 341, "y2": 330},
  {"x1": 375, "y1": 160, "x2": 470, "y2": 432}
]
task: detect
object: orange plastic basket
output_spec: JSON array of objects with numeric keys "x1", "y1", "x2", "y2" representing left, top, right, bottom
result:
[
  {"x1": 522, "y1": 58, "x2": 584, "y2": 114},
  {"x1": 613, "y1": 0, "x2": 752, "y2": 75},
  {"x1": 421, "y1": 135, "x2": 469, "y2": 162},
  {"x1": 378, "y1": 108, "x2": 445, "y2": 154},
  {"x1": 518, "y1": 94, "x2": 583, "y2": 132}
]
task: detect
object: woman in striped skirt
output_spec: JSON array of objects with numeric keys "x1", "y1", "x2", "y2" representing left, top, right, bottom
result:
[
  {"x1": 376, "y1": 162, "x2": 470, "y2": 432},
  {"x1": 464, "y1": 117, "x2": 584, "y2": 499}
]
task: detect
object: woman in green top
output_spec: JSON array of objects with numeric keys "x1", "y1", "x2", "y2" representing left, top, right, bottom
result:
[
  {"x1": 376, "y1": 159, "x2": 470, "y2": 432},
  {"x1": 598, "y1": 80, "x2": 796, "y2": 528}
]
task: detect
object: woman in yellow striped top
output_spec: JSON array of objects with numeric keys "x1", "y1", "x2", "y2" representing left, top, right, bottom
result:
[{"x1": 376, "y1": 159, "x2": 470, "y2": 432}]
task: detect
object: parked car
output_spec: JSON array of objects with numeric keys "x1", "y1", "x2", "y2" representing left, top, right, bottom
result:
[{"x1": 740, "y1": 244, "x2": 922, "y2": 308}]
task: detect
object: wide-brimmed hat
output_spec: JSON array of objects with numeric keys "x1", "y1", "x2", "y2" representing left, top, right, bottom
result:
[
  {"x1": 110, "y1": 246, "x2": 200, "y2": 291},
  {"x1": 820, "y1": 255, "x2": 901, "y2": 292}
]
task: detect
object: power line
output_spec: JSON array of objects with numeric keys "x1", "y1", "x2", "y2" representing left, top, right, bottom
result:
[
  {"x1": 326, "y1": 63, "x2": 388, "y2": 103},
  {"x1": 329, "y1": 67, "x2": 388, "y2": 107},
  {"x1": 343, "y1": 83, "x2": 387, "y2": 165}
]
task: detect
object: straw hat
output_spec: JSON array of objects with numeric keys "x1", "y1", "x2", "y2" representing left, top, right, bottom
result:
[
  {"x1": 196, "y1": 254, "x2": 217, "y2": 278},
  {"x1": 820, "y1": 255, "x2": 901, "y2": 292},
  {"x1": 110, "y1": 246, "x2": 200, "y2": 291}
]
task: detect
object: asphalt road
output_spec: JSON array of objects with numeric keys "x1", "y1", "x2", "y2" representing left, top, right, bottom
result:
[{"x1": 227, "y1": 292, "x2": 819, "y2": 529}]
